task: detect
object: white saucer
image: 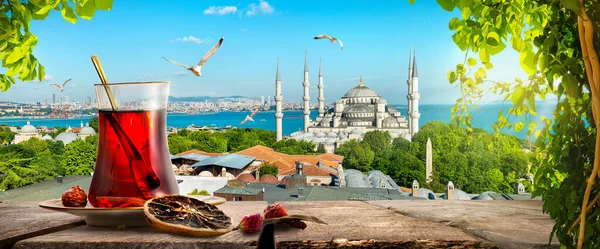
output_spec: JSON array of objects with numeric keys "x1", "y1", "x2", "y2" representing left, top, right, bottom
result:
[{"x1": 39, "y1": 196, "x2": 226, "y2": 227}]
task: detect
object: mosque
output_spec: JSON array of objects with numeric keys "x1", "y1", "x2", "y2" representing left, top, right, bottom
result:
[
  {"x1": 12, "y1": 121, "x2": 96, "y2": 145},
  {"x1": 274, "y1": 50, "x2": 421, "y2": 152}
]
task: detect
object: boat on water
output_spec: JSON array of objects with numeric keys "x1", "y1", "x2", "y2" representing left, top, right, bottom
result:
[{"x1": 260, "y1": 119, "x2": 267, "y2": 122}]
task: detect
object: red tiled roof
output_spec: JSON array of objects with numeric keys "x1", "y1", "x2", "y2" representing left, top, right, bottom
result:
[
  {"x1": 258, "y1": 174, "x2": 280, "y2": 184},
  {"x1": 280, "y1": 164, "x2": 333, "y2": 177}
]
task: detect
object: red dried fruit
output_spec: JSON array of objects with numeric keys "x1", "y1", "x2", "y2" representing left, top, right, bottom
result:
[
  {"x1": 284, "y1": 220, "x2": 307, "y2": 230},
  {"x1": 62, "y1": 185, "x2": 88, "y2": 207},
  {"x1": 263, "y1": 203, "x2": 288, "y2": 218},
  {"x1": 239, "y1": 213, "x2": 263, "y2": 234}
]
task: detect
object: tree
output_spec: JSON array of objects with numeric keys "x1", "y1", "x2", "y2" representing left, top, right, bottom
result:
[
  {"x1": 410, "y1": 0, "x2": 600, "y2": 246},
  {"x1": 259, "y1": 163, "x2": 279, "y2": 177},
  {"x1": 167, "y1": 134, "x2": 194, "y2": 154},
  {"x1": 335, "y1": 139, "x2": 375, "y2": 172},
  {"x1": 361, "y1": 130, "x2": 392, "y2": 156},
  {"x1": 316, "y1": 144, "x2": 326, "y2": 153},
  {"x1": 0, "y1": 0, "x2": 113, "y2": 91},
  {"x1": 88, "y1": 116, "x2": 99, "y2": 131},
  {"x1": 61, "y1": 139, "x2": 96, "y2": 175}
]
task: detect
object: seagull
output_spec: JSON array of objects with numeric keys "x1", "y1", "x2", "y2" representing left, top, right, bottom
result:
[
  {"x1": 240, "y1": 107, "x2": 261, "y2": 125},
  {"x1": 163, "y1": 36, "x2": 224, "y2": 77},
  {"x1": 50, "y1": 78, "x2": 72, "y2": 92},
  {"x1": 314, "y1": 34, "x2": 343, "y2": 50}
]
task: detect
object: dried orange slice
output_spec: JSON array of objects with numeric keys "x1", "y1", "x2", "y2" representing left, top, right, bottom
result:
[{"x1": 143, "y1": 195, "x2": 232, "y2": 236}]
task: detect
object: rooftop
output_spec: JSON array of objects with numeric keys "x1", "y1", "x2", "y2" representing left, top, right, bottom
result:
[{"x1": 190, "y1": 153, "x2": 256, "y2": 170}]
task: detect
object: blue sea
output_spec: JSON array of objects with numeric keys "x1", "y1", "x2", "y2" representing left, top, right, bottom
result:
[{"x1": 0, "y1": 104, "x2": 555, "y2": 139}]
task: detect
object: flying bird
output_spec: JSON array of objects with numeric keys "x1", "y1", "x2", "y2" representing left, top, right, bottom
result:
[
  {"x1": 314, "y1": 34, "x2": 343, "y2": 50},
  {"x1": 50, "y1": 78, "x2": 72, "y2": 92},
  {"x1": 163, "y1": 36, "x2": 224, "y2": 77},
  {"x1": 240, "y1": 107, "x2": 261, "y2": 125}
]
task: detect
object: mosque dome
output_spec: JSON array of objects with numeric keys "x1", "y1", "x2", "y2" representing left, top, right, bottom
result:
[
  {"x1": 325, "y1": 138, "x2": 337, "y2": 144},
  {"x1": 237, "y1": 173, "x2": 255, "y2": 183},
  {"x1": 79, "y1": 123, "x2": 96, "y2": 135},
  {"x1": 41, "y1": 134, "x2": 53, "y2": 140},
  {"x1": 376, "y1": 98, "x2": 387, "y2": 104},
  {"x1": 327, "y1": 131, "x2": 338, "y2": 138},
  {"x1": 312, "y1": 137, "x2": 326, "y2": 144},
  {"x1": 290, "y1": 131, "x2": 303, "y2": 137},
  {"x1": 315, "y1": 132, "x2": 326, "y2": 138},
  {"x1": 350, "y1": 128, "x2": 363, "y2": 135},
  {"x1": 338, "y1": 133, "x2": 347, "y2": 139},
  {"x1": 473, "y1": 191, "x2": 497, "y2": 200},
  {"x1": 258, "y1": 174, "x2": 280, "y2": 184},
  {"x1": 198, "y1": 171, "x2": 214, "y2": 177},
  {"x1": 383, "y1": 117, "x2": 399, "y2": 127},
  {"x1": 343, "y1": 84, "x2": 379, "y2": 98},
  {"x1": 20, "y1": 121, "x2": 38, "y2": 133},
  {"x1": 343, "y1": 104, "x2": 373, "y2": 114},
  {"x1": 55, "y1": 127, "x2": 79, "y2": 145}
]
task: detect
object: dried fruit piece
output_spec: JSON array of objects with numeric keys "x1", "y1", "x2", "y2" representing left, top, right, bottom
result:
[
  {"x1": 143, "y1": 195, "x2": 232, "y2": 237},
  {"x1": 283, "y1": 220, "x2": 307, "y2": 230},
  {"x1": 61, "y1": 185, "x2": 88, "y2": 207},
  {"x1": 239, "y1": 213, "x2": 263, "y2": 234},
  {"x1": 263, "y1": 203, "x2": 288, "y2": 218}
]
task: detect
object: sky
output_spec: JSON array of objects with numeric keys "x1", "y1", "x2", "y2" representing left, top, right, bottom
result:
[{"x1": 0, "y1": 0, "x2": 533, "y2": 105}]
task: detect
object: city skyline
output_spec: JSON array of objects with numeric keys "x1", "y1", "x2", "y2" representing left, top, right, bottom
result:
[{"x1": 0, "y1": 0, "x2": 529, "y2": 105}]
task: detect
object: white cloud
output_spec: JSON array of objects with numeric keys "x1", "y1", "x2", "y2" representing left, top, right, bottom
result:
[
  {"x1": 174, "y1": 71, "x2": 188, "y2": 77},
  {"x1": 203, "y1": 6, "x2": 237, "y2": 15},
  {"x1": 44, "y1": 74, "x2": 53, "y2": 81},
  {"x1": 247, "y1": 0, "x2": 274, "y2": 16},
  {"x1": 170, "y1": 36, "x2": 208, "y2": 44}
]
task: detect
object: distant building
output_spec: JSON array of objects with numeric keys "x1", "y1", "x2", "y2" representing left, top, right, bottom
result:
[
  {"x1": 12, "y1": 121, "x2": 42, "y2": 144},
  {"x1": 278, "y1": 50, "x2": 421, "y2": 153}
]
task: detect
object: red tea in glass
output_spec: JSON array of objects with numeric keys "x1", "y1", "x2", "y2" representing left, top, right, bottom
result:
[{"x1": 88, "y1": 82, "x2": 179, "y2": 208}]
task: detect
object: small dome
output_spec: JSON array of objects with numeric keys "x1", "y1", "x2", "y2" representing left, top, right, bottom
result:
[
  {"x1": 350, "y1": 129, "x2": 362, "y2": 134},
  {"x1": 55, "y1": 131, "x2": 79, "y2": 145},
  {"x1": 474, "y1": 191, "x2": 497, "y2": 200},
  {"x1": 338, "y1": 133, "x2": 347, "y2": 139},
  {"x1": 343, "y1": 85, "x2": 379, "y2": 98},
  {"x1": 320, "y1": 117, "x2": 332, "y2": 126},
  {"x1": 383, "y1": 117, "x2": 398, "y2": 126},
  {"x1": 79, "y1": 123, "x2": 96, "y2": 135},
  {"x1": 237, "y1": 173, "x2": 256, "y2": 182},
  {"x1": 225, "y1": 172, "x2": 235, "y2": 180},
  {"x1": 290, "y1": 131, "x2": 303, "y2": 137},
  {"x1": 327, "y1": 132, "x2": 338, "y2": 138},
  {"x1": 258, "y1": 174, "x2": 279, "y2": 184},
  {"x1": 343, "y1": 104, "x2": 373, "y2": 113},
  {"x1": 41, "y1": 134, "x2": 53, "y2": 140},
  {"x1": 315, "y1": 132, "x2": 326, "y2": 138},
  {"x1": 198, "y1": 171, "x2": 214, "y2": 177},
  {"x1": 325, "y1": 138, "x2": 337, "y2": 144},
  {"x1": 20, "y1": 121, "x2": 37, "y2": 133},
  {"x1": 312, "y1": 137, "x2": 326, "y2": 144},
  {"x1": 376, "y1": 98, "x2": 387, "y2": 104}
]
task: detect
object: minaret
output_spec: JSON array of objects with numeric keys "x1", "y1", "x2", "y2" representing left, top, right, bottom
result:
[
  {"x1": 409, "y1": 50, "x2": 421, "y2": 136},
  {"x1": 275, "y1": 58, "x2": 283, "y2": 141},
  {"x1": 317, "y1": 57, "x2": 325, "y2": 119},
  {"x1": 302, "y1": 51, "x2": 311, "y2": 131},
  {"x1": 407, "y1": 48, "x2": 413, "y2": 120}
]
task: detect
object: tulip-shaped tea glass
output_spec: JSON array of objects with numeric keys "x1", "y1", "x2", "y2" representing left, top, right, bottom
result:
[{"x1": 89, "y1": 82, "x2": 179, "y2": 208}]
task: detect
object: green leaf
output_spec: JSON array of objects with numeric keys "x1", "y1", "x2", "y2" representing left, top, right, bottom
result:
[
  {"x1": 560, "y1": 0, "x2": 582, "y2": 16},
  {"x1": 514, "y1": 121, "x2": 525, "y2": 132},
  {"x1": 461, "y1": 7, "x2": 471, "y2": 20},
  {"x1": 519, "y1": 50, "x2": 536, "y2": 75},
  {"x1": 511, "y1": 36, "x2": 526, "y2": 52},
  {"x1": 479, "y1": 48, "x2": 490, "y2": 63},
  {"x1": 511, "y1": 86, "x2": 526, "y2": 107},
  {"x1": 486, "y1": 32, "x2": 500, "y2": 46},
  {"x1": 447, "y1": 71, "x2": 458, "y2": 83},
  {"x1": 95, "y1": 0, "x2": 113, "y2": 10},
  {"x1": 526, "y1": 94, "x2": 536, "y2": 115},
  {"x1": 61, "y1": 4, "x2": 78, "y2": 24},
  {"x1": 75, "y1": 0, "x2": 97, "y2": 20},
  {"x1": 34, "y1": 5, "x2": 54, "y2": 15},
  {"x1": 436, "y1": 0, "x2": 455, "y2": 11},
  {"x1": 5, "y1": 47, "x2": 24, "y2": 64},
  {"x1": 487, "y1": 40, "x2": 506, "y2": 55},
  {"x1": 562, "y1": 74, "x2": 579, "y2": 98},
  {"x1": 449, "y1": 17, "x2": 460, "y2": 30},
  {"x1": 483, "y1": 62, "x2": 493, "y2": 70},
  {"x1": 475, "y1": 67, "x2": 487, "y2": 79},
  {"x1": 468, "y1": 58, "x2": 476, "y2": 66},
  {"x1": 5, "y1": 61, "x2": 23, "y2": 77},
  {"x1": 38, "y1": 64, "x2": 45, "y2": 82}
]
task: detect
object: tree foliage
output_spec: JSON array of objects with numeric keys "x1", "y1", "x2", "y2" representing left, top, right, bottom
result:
[
  {"x1": 61, "y1": 138, "x2": 96, "y2": 175},
  {"x1": 259, "y1": 163, "x2": 279, "y2": 177},
  {"x1": 411, "y1": 0, "x2": 600, "y2": 246},
  {"x1": 0, "y1": 0, "x2": 113, "y2": 91}
]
